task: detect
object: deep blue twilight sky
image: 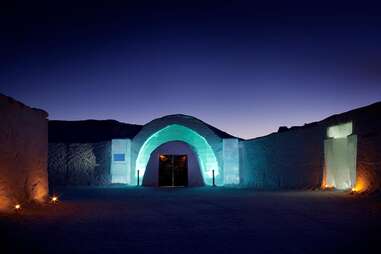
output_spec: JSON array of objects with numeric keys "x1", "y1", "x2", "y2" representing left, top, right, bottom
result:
[{"x1": 1, "y1": 1, "x2": 381, "y2": 138}]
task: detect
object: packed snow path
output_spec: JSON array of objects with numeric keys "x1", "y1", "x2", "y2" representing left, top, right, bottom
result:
[{"x1": 1, "y1": 187, "x2": 380, "y2": 254}]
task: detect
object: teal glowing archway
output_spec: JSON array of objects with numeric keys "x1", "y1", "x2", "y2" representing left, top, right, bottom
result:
[{"x1": 135, "y1": 124, "x2": 220, "y2": 186}]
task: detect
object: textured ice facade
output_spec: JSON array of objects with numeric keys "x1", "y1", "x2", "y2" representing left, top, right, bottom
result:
[
  {"x1": 223, "y1": 138, "x2": 240, "y2": 185},
  {"x1": 48, "y1": 142, "x2": 111, "y2": 185}
]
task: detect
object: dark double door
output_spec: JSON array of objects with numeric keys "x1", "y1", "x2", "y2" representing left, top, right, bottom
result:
[{"x1": 159, "y1": 154, "x2": 188, "y2": 187}]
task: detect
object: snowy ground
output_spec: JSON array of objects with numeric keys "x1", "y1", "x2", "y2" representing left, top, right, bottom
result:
[{"x1": 1, "y1": 187, "x2": 381, "y2": 254}]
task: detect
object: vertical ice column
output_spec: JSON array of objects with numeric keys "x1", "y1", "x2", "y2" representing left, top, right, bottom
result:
[
  {"x1": 324, "y1": 122, "x2": 357, "y2": 190},
  {"x1": 111, "y1": 139, "x2": 131, "y2": 184},
  {"x1": 223, "y1": 138, "x2": 240, "y2": 185}
]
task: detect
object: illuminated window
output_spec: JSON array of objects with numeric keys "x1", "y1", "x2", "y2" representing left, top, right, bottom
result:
[{"x1": 113, "y1": 154, "x2": 125, "y2": 161}]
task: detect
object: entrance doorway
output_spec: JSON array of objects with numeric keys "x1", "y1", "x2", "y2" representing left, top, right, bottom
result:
[{"x1": 159, "y1": 154, "x2": 188, "y2": 187}]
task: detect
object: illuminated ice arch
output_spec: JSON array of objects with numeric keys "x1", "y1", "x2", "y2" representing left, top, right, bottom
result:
[{"x1": 135, "y1": 124, "x2": 221, "y2": 186}]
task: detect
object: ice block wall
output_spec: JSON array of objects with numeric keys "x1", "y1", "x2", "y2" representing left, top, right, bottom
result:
[
  {"x1": 223, "y1": 138, "x2": 240, "y2": 185},
  {"x1": 111, "y1": 139, "x2": 131, "y2": 184},
  {"x1": 324, "y1": 123, "x2": 357, "y2": 190},
  {"x1": 240, "y1": 125, "x2": 325, "y2": 189},
  {"x1": 48, "y1": 141, "x2": 111, "y2": 186}
]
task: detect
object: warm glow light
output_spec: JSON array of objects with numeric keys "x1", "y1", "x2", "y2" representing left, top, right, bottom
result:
[
  {"x1": 31, "y1": 178, "x2": 49, "y2": 203},
  {"x1": 51, "y1": 196, "x2": 58, "y2": 203},
  {"x1": 14, "y1": 204, "x2": 21, "y2": 210},
  {"x1": 352, "y1": 174, "x2": 368, "y2": 193}
]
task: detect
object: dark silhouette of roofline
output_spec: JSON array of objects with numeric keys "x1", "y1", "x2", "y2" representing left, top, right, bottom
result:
[{"x1": 48, "y1": 114, "x2": 239, "y2": 143}]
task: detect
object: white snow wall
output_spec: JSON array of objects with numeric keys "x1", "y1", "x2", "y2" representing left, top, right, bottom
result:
[
  {"x1": 0, "y1": 94, "x2": 48, "y2": 211},
  {"x1": 240, "y1": 125, "x2": 325, "y2": 189},
  {"x1": 111, "y1": 139, "x2": 131, "y2": 184}
]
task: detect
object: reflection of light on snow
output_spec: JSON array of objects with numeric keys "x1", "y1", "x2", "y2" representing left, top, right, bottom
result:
[
  {"x1": 136, "y1": 124, "x2": 220, "y2": 186},
  {"x1": 29, "y1": 175, "x2": 49, "y2": 203},
  {"x1": 353, "y1": 174, "x2": 368, "y2": 193}
]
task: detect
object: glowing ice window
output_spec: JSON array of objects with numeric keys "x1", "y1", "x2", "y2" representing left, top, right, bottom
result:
[
  {"x1": 113, "y1": 154, "x2": 125, "y2": 161},
  {"x1": 327, "y1": 122, "x2": 353, "y2": 139}
]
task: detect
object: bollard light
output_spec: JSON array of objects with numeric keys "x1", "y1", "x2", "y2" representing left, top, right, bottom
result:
[{"x1": 51, "y1": 196, "x2": 58, "y2": 203}]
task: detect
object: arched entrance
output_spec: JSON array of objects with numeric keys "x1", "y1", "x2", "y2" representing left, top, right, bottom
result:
[
  {"x1": 143, "y1": 141, "x2": 204, "y2": 187},
  {"x1": 135, "y1": 124, "x2": 220, "y2": 186}
]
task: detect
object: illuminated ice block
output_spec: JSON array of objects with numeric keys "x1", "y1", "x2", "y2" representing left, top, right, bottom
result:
[
  {"x1": 223, "y1": 138, "x2": 240, "y2": 185},
  {"x1": 327, "y1": 122, "x2": 353, "y2": 139},
  {"x1": 111, "y1": 139, "x2": 131, "y2": 184},
  {"x1": 324, "y1": 122, "x2": 357, "y2": 190},
  {"x1": 135, "y1": 124, "x2": 220, "y2": 186}
]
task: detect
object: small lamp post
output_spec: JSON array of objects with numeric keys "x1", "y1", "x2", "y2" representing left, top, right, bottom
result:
[{"x1": 212, "y1": 170, "x2": 216, "y2": 187}]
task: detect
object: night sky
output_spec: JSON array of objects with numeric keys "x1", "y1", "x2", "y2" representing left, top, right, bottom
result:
[{"x1": 1, "y1": 1, "x2": 381, "y2": 138}]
